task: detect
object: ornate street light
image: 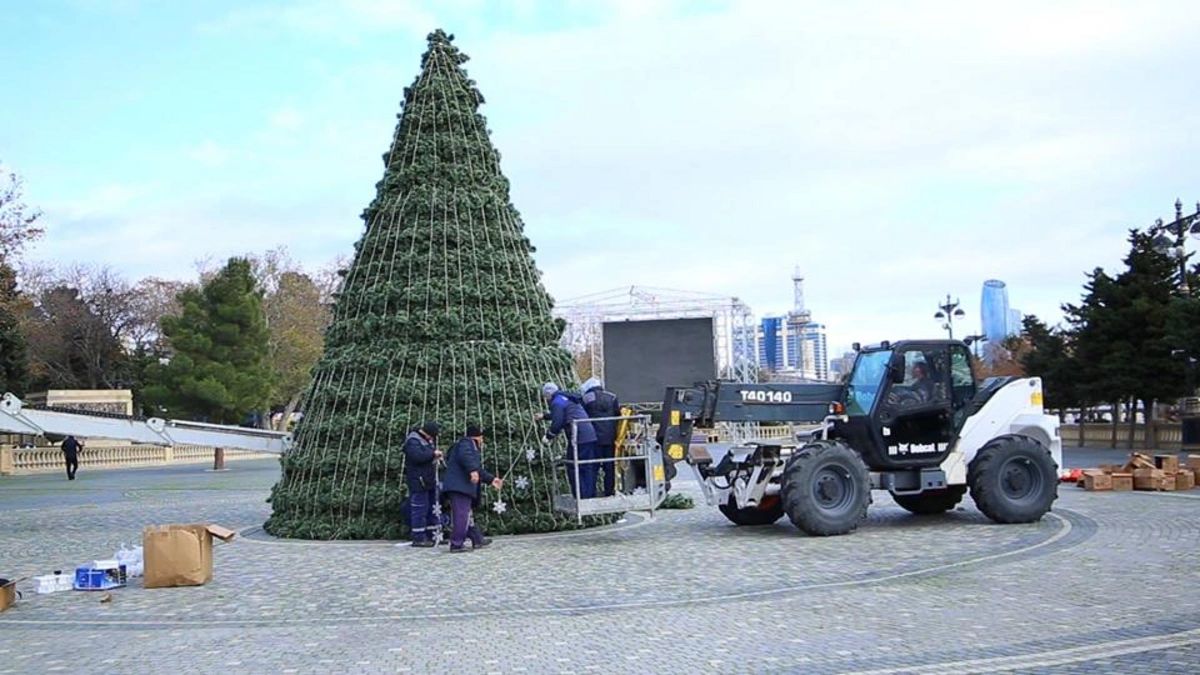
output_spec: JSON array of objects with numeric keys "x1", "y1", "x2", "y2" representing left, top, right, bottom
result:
[
  {"x1": 934, "y1": 294, "x2": 966, "y2": 340},
  {"x1": 1151, "y1": 198, "x2": 1200, "y2": 296}
]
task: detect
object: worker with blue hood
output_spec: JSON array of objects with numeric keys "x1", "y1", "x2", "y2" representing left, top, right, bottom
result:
[
  {"x1": 535, "y1": 382, "x2": 599, "y2": 499},
  {"x1": 580, "y1": 377, "x2": 621, "y2": 497}
]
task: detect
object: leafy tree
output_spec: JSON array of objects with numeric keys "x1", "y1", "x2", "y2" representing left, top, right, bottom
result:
[
  {"x1": 264, "y1": 270, "x2": 329, "y2": 429},
  {"x1": 0, "y1": 261, "x2": 30, "y2": 394},
  {"x1": 265, "y1": 30, "x2": 600, "y2": 540},
  {"x1": 142, "y1": 257, "x2": 271, "y2": 424},
  {"x1": 22, "y1": 285, "x2": 126, "y2": 390},
  {"x1": 1018, "y1": 314, "x2": 1079, "y2": 413},
  {"x1": 0, "y1": 163, "x2": 43, "y2": 260},
  {"x1": 1064, "y1": 230, "x2": 1183, "y2": 438}
]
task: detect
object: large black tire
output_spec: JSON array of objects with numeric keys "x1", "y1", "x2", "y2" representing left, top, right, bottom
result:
[
  {"x1": 968, "y1": 434, "x2": 1058, "y2": 524},
  {"x1": 893, "y1": 485, "x2": 967, "y2": 515},
  {"x1": 718, "y1": 494, "x2": 785, "y2": 526},
  {"x1": 780, "y1": 440, "x2": 871, "y2": 536}
]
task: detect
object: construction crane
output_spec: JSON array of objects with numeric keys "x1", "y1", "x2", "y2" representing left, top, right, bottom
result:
[{"x1": 0, "y1": 393, "x2": 292, "y2": 455}]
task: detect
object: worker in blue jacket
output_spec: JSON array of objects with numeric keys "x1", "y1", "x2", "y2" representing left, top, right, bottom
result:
[
  {"x1": 536, "y1": 382, "x2": 599, "y2": 499},
  {"x1": 441, "y1": 423, "x2": 503, "y2": 552},
  {"x1": 580, "y1": 377, "x2": 621, "y2": 497},
  {"x1": 403, "y1": 421, "x2": 442, "y2": 547}
]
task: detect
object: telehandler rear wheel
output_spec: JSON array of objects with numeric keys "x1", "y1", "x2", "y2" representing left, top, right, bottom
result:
[
  {"x1": 780, "y1": 440, "x2": 870, "y2": 536},
  {"x1": 968, "y1": 434, "x2": 1058, "y2": 524},
  {"x1": 893, "y1": 485, "x2": 967, "y2": 515},
  {"x1": 718, "y1": 494, "x2": 785, "y2": 526}
]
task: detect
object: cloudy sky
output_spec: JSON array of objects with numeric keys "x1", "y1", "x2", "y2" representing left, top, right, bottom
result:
[{"x1": 3, "y1": 0, "x2": 1198, "y2": 357}]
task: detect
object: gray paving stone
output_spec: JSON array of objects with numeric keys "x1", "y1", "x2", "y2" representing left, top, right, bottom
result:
[{"x1": 1, "y1": 458, "x2": 1199, "y2": 674}]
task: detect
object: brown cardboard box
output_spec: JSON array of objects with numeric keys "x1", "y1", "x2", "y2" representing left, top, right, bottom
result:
[
  {"x1": 0, "y1": 578, "x2": 18, "y2": 612},
  {"x1": 1111, "y1": 473, "x2": 1134, "y2": 491},
  {"x1": 1133, "y1": 467, "x2": 1164, "y2": 479},
  {"x1": 1155, "y1": 455, "x2": 1180, "y2": 473},
  {"x1": 1125, "y1": 453, "x2": 1156, "y2": 471},
  {"x1": 1135, "y1": 474, "x2": 1176, "y2": 491},
  {"x1": 1098, "y1": 463, "x2": 1123, "y2": 474},
  {"x1": 1082, "y1": 470, "x2": 1112, "y2": 491},
  {"x1": 143, "y1": 524, "x2": 236, "y2": 589},
  {"x1": 1176, "y1": 470, "x2": 1196, "y2": 491},
  {"x1": 1187, "y1": 455, "x2": 1200, "y2": 471}
]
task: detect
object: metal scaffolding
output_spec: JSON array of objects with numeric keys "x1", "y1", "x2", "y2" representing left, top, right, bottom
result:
[{"x1": 553, "y1": 285, "x2": 760, "y2": 392}]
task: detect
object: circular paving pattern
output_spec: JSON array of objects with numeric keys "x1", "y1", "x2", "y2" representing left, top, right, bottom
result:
[{"x1": 2, "y1": 460, "x2": 1200, "y2": 674}]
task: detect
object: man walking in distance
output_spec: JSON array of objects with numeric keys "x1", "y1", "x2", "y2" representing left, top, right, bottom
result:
[
  {"x1": 403, "y1": 422, "x2": 442, "y2": 547},
  {"x1": 580, "y1": 377, "x2": 621, "y2": 497},
  {"x1": 61, "y1": 435, "x2": 82, "y2": 481},
  {"x1": 441, "y1": 424, "x2": 503, "y2": 553}
]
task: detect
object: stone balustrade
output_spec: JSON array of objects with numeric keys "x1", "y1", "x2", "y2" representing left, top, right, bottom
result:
[
  {"x1": 1059, "y1": 422, "x2": 1184, "y2": 451},
  {"x1": 0, "y1": 443, "x2": 275, "y2": 476}
]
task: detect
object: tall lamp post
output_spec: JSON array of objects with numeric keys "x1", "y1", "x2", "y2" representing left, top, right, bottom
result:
[
  {"x1": 1150, "y1": 198, "x2": 1200, "y2": 295},
  {"x1": 934, "y1": 294, "x2": 966, "y2": 340}
]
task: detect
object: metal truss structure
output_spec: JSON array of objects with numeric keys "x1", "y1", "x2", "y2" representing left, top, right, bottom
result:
[{"x1": 553, "y1": 285, "x2": 760, "y2": 397}]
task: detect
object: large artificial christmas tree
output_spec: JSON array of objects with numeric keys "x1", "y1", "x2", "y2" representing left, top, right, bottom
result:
[{"x1": 265, "y1": 29, "x2": 610, "y2": 539}]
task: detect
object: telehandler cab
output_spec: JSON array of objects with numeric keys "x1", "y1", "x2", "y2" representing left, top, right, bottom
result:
[{"x1": 658, "y1": 339, "x2": 1062, "y2": 536}]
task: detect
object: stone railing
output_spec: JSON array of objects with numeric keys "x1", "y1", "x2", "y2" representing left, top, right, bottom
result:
[
  {"x1": 1059, "y1": 423, "x2": 1185, "y2": 451},
  {"x1": 0, "y1": 443, "x2": 275, "y2": 476}
]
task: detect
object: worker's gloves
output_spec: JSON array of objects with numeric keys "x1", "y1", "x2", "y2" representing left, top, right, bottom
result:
[{"x1": 541, "y1": 436, "x2": 552, "y2": 446}]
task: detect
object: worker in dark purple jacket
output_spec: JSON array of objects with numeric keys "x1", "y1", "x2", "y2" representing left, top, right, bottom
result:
[
  {"x1": 441, "y1": 424, "x2": 503, "y2": 552},
  {"x1": 535, "y1": 382, "x2": 599, "y2": 499}
]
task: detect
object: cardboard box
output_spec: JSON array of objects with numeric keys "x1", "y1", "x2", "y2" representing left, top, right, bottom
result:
[
  {"x1": 1155, "y1": 455, "x2": 1180, "y2": 473},
  {"x1": 1135, "y1": 474, "x2": 1177, "y2": 491},
  {"x1": 0, "y1": 578, "x2": 17, "y2": 612},
  {"x1": 1098, "y1": 464, "x2": 1123, "y2": 474},
  {"x1": 1176, "y1": 470, "x2": 1196, "y2": 491},
  {"x1": 1133, "y1": 467, "x2": 1164, "y2": 479},
  {"x1": 1082, "y1": 470, "x2": 1112, "y2": 491},
  {"x1": 142, "y1": 524, "x2": 236, "y2": 589},
  {"x1": 1187, "y1": 455, "x2": 1200, "y2": 471},
  {"x1": 1126, "y1": 452, "x2": 1156, "y2": 471},
  {"x1": 1111, "y1": 472, "x2": 1133, "y2": 491}
]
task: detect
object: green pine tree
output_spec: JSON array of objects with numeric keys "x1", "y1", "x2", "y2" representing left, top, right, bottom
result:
[
  {"x1": 264, "y1": 29, "x2": 612, "y2": 540},
  {"x1": 142, "y1": 257, "x2": 272, "y2": 424},
  {"x1": 0, "y1": 260, "x2": 30, "y2": 394}
]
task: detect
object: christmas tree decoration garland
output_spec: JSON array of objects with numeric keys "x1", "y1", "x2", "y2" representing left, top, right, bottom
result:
[{"x1": 263, "y1": 29, "x2": 618, "y2": 539}]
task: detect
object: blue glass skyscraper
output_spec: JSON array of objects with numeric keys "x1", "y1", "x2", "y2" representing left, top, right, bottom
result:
[{"x1": 980, "y1": 280, "x2": 1012, "y2": 346}]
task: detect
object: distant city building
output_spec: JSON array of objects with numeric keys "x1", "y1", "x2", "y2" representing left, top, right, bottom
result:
[
  {"x1": 756, "y1": 268, "x2": 829, "y2": 381},
  {"x1": 980, "y1": 279, "x2": 1022, "y2": 344},
  {"x1": 829, "y1": 351, "x2": 857, "y2": 381}
]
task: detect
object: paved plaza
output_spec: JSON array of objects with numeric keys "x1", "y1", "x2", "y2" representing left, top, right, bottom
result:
[{"x1": 2, "y1": 448, "x2": 1200, "y2": 674}]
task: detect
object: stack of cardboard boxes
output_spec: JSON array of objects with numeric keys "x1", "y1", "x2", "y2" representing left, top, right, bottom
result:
[{"x1": 1080, "y1": 453, "x2": 1200, "y2": 492}]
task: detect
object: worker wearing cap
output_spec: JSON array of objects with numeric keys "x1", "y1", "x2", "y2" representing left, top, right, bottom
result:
[
  {"x1": 536, "y1": 382, "x2": 599, "y2": 499},
  {"x1": 580, "y1": 377, "x2": 621, "y2": 497},
  {"x1": 442, "y1": 423, "x2": 503, "y2": 552},
  {"x1": 403, "y1": 421, "x2": 442, "y2": 547}
]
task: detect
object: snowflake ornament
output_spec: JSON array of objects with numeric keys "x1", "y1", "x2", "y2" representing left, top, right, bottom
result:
[
  {"x1": 525, "y1": 447, "x2": 537, "y2": 462},
  {"x1": 515, "y1": 476, "x2": 529, "y2": 490},
  {"x1": 492, "y1": 499, "x2": 507, "y2": 514},
  {"x1": 431, "y1": 503, "x2": 442, "y2": 516},
  {"x1": 632, "y1": 486, "x2": 647, "y2": 496}
]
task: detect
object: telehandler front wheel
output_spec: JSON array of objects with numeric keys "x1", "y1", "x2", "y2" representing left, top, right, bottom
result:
[
  {"x1": 780, "y1": 440, "x2": 870, "y2": 536},
  {"x1": 968, "y1": 434, "x2": 1059, "y2": 524},
  {"x1": 718, "y1": 494, "x2": 785, "y2": 526}
]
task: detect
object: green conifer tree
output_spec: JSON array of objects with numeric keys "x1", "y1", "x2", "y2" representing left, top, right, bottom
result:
[
  {"x1": 142, "y1": 257, "x2": 272, "y2": 424},
  {"x1": 264, "y1": 30, "x2": 610, "y2": 540}
]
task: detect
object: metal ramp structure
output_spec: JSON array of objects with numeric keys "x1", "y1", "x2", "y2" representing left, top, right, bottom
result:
[
  {"x1": 0, "y1": 393, "x2": 292, "y2": 454},
  {"x1": 551, "y1": 413, "x2": 670, "y2": 523}
]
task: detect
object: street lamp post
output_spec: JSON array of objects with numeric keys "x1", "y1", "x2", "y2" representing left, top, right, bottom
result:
[
  {"x1": 933, "y1": 294, "x2": 966, "y2": 340},
  {"x1": 1151, "y1": 198, "x2": 1200, "y2": 295}
]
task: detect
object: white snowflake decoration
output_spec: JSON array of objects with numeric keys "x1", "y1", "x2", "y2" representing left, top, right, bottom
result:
[
  {"x1": 515, "y1": 476, "x2": 529, "y2": 490},
  {"x1": 431, "y1": 503, "x2": 442, "y2": 516},
  {"x1": 492, "y1": 499, "x2": 507, "y2": 514},
  {"x1": 632, "y1": 486, "x2": 647, "y2": 496},
  {"x1": 525, "y1": 447, "x2": 536, "y2": 462}
]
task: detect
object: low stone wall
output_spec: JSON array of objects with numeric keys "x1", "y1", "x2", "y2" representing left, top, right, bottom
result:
[
  {"x1": 1059, "y1": 423, "x2": 1184, "y2": 451},
  {"x1": 0, "y1": 443, "x2": 275, "y2": 476}
]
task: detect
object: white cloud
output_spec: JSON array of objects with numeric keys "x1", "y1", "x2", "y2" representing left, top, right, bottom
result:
[
  {"x1": 186, "y1": 140, "x2": 231, "y2": 168},
  {"x1": 32, "y1": 0, "x2": 1200, "y2": 358}
]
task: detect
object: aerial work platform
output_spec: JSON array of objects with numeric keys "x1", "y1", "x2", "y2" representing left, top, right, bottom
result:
[{"x1": 551, "y1": 412, "x2": 670, "y2": 522}]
